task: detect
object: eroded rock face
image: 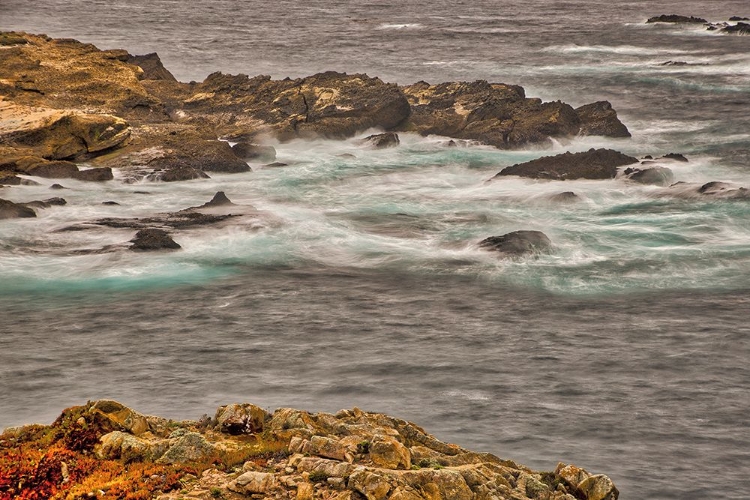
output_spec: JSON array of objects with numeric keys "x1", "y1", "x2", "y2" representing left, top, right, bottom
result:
[
  {"x1": 479, "y1": 230, "x2": 552, "y2": 257},
  {"x1": 494, "y1": 148, "x2": 638, "y2": 180}
]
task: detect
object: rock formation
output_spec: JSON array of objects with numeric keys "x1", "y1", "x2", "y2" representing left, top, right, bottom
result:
[
  {"x1": 492, "y1": 148, "x2": 639, "y2": 181},
  {"x1": 0, "y1": 400, "x2": 619, "y2": 500},
  {"x1": 646, "y1": 15, "x2": 707, "y2": 24},
  {"x1": 479, "y1": 231, "x2": 553, "y2": 257}
]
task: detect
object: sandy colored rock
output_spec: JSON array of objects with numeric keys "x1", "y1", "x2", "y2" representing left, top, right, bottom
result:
[{"x1": 369, "y1": 435, "x2": 411, "y2": 470}]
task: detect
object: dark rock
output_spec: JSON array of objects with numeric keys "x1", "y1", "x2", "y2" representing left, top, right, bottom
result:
[
  {"x1": 146, "y1": 140, "x2": 249, "y2": 174},
  {"x1": 195, "y1": 191, "x2": 234, "y2": 209},
  {"x1": 0, "y1": 198, "x2": 37, "y2": 218},
  {"x1": 575, "y1": 101, "x2": 631, "y2": 138},
  {"x1": 493, "y1": 148, "x2": 638, "y2": 181},
  {"x1": 22, "y1": 197, "x2": 67, "y2": 209},
  {"x1": 699, "y1": 181, "x2": 734, "y2": 195},
  {"x1": 156, "y1": 166, "x2": 211, "y2": 182},
  {"x1": 661, "y1": 153, "x2": 688, "y2": 162},
  {"x1": 130, "y1": 228, "x2": 181, "y2": 251},
  {"x1": 479, "y1": 231, "x2": 552, "y2": 257},
  {"x1": 103, "y1": 201, "x2": 120, "y2": 205},
  {"x1": 72, "y1": 167, "x2": 114, "y2": 181},
  {"x1": 50, "y1": 183, "x2": 66, "y2": 189},
  {"x1": 646, "y1": 15, "x2": 707, "y2": 23},
  {"x1": 721, "y1": 22, "x2": 750, "y2": 34},
  {"x1": 447, "y1": 140, "x2": 457, "y2": 147},
  {"x1": 626, "y1": 167, "x2": 675, "y2": 186},
  {"x1": 364, "y1": 132, "x2": 400, "y2": 148},
  {"x1": 398, "y1": 80, "x2": 589, "y2": 148},
  {"x1": 643, "y1": 155, "x2": 653, "y2": 160},
  {"x1": 126, "y1": 53, "x2": 178, "y2": 82},
  {"x1": 0, "y1": 171, "x2": 23, "y2": 185},
  {"x1": 16, "y1": 159, "x2": 79, "y2": 178},
  {"x1": 337, "y1": 153, "x2": 357, "y2": 159},
  {"x1": 263, "y1": 162, "x2": 288, "y2": 168},
  {"x1": 231, "y1": 142, "x2": 277, "y2": 162},
  {"x1": 729, "y1": 16, "x2": 750, "y2": 21}
]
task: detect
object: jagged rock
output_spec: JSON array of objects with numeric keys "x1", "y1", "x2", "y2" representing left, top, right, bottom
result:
[
  {"x1": 646, "y1": 15, "x2": 707, "y2": 23},
  {"x1": 214, "y1": 403, "x2": 268, "y2": 435},
  {"x1": 348, "y1": 469, "x2": 392, "y2": 500},
  {"x1": 126, "y1": 52, "x2": 177, "y2": 82},
  {"x1": 364, "y1": 132, "x2": 400, "y2": 148},
  {"x1": 295, "y1": 457, "x2": 356, "y2": 478},
  {"x1": 722, "y1": 22, "x2": 750, "y2": 34},
  {"x1": 129, "y1": 228, "x2": 181, "y2": 251},
  {"x1": 0, "y1": 198, "x2": 36, "y2": 218},
  {"x1": 729, "y1": 16, "x2": 750, "y2": 21},
  {"x1": 575, "y1": 101, "x2": 631, "y2": 138},
  {"x1": 231, "y1": 142, "x2": 277, "y2": 162},
  {"x1": 399, "y1": 80, "x2": 586, "y2": 148},
  {"x1": 494, "y1": 148, "x2": 638, "y2": 180},
  {"x1": 625, "y1": 166, "x2": 675, "y2": 186},
  {"x1": 479, "y1": 231, "x2": 552, "y2": 257},
  {"x1": 182, "y1": 71, "x2": 411, "y2": 140},
  {"x1": 197, "y1": 191, "x2": 234, "y2": 208}
]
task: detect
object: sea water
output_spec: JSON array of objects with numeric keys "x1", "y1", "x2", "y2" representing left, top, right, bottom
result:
[{"x1": 1, "y1": 1, "x2": 750, "y2": 498}]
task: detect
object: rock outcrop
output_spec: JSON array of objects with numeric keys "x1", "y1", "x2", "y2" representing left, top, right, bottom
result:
[
  {"x1": 0, "y1": 400, "x2": 619, "y2": 500},
  {"x1": 493, "y1": 148, "x2": 639, "y2": 181},
  {"x1": 130, "y1": 228, "x2": 181, "y2": 251},
  {"x1": 646, "y1": 15, "x2": 707, "y2": 24},
  {"x1": 575, "y1": 101, "x2": 631, "y2": 138}
]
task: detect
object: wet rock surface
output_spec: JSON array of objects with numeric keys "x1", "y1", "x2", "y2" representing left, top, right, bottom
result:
[
  {"x1": 493, "y1": 148, "x2": 638, "y2": 180},
  {"x1": 130, "y1": 228, "x2": 181, "y2": 251},
  {"x1": 479, "y1": 230, "x2": 553, "y2": 257}
]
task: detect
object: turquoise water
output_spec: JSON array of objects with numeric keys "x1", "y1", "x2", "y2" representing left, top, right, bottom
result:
[{"x1": 2, "y1": 2, "x2": 750, "y2": 499}]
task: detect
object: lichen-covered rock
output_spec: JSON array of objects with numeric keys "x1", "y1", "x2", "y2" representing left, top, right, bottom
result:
[
  {"x1": 214, "y1": 403, "x2": 268, "y2": 435},
  {"x1": 348, "y1": 469, "x2": 392, "y2": 500},
  {"x1": 228, "y1": 471, "x2": 277, "y2": 494},
  {"x1": 156, "y1": 432, "x2": 216, "y2": 465},
  {"x1": 369, "y1": 435, "x2": 411, "y2": 470}
]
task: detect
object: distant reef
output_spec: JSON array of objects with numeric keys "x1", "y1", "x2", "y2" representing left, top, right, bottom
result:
[
  {"x1": 0, "y1": 400, "x2": 619, "y2": 499},
  {"x1": 0, "y1": 31, "x2": 629, "y2": 186}
]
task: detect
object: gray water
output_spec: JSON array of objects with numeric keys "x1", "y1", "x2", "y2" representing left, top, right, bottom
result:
[{"x1": 2, "y1": 1, "x2": 750, "y2": 499}]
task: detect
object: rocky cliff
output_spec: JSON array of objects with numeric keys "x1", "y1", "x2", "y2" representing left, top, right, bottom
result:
[{"x1": 0, "y1": 400, "x2": 618, "y2": 500}]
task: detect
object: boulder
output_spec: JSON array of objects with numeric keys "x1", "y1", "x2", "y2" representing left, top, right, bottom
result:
[
  {"x1": 0, "y1": 100, "x2": 130, "y2": 160},
  {"x1": 0, "y1": 171, "x2": 23, "y2": 185},
  {"x1": 548, "y1": 191, "x2": 580, "y2": 203},
  {"x1": 156, "y1": 432, "x2": 216, "y2": 465},
  {"x1": 348, "y1": 469, "x2": 391, "y2": 500},
  {"x1": 129, "y1": 228, "x2": 181, "y2": 251},
  {"x1": 97, "y1": 431, "x2": 165, "y2": 462},
  {"x1": 90, "y1": 400, "x2": 153, "y2": 436},
  {"x1": 364, "y1": 132, "x2": 400, "y2": 148},
  {"x1": 369, "y1": 436, "x2": 411, "y2": 470},
  {"x1": 575, "y1": 101, "x2": 631, "y2": 138},
  {"x1": 578, "y1": 474, "x2": 619, "y2": 500},
  {"x1": 15, "y1": 158, "x2": 79, "y2": 178},
  {"x1": 22, "y1": 197, "x2": 67, "y2": 209},
  {"x1": 72, "y1": 167, "x2": 113, "y2": 181},
  {"x1": 661, "y1": 153, "x2": 688, "y2": 162},
  {"x1": 493, "y1": 148, "x2": 638, "y2": 180},
  {"x1": 646, "y1": 15, "x2": 707, "y2": 23},
  {"x1": 0, "y1": 198, "x2": 36, "y2": 218},
  {"x1": 231, "y1": 142, "x2": 277, "y2": 162},
  {"x1": 625, "y1": 166, "x2": 675, "y2": 186},
  {"x1": 228, "y1": 471, "x2": 277, "y2": 495},
  {"x1": 479, "y1": 231, "x2": 552, "y2": 257},
  {"x1": 214, "y1": 403, "x2": 268, "y2": 435}
]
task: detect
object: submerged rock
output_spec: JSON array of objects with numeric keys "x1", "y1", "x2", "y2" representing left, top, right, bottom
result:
[
  {"x1": 129, "y1": 228, "x2": 181, "y2": 251},
  {"x1": 661, "y1": 152, "x2": 688, "y2": 162},
  {"x1": 721, "y1": 22, "x2": 750, "y2": 34},
  {"x1": 493, "y1": 148, "x2": 638, "y2": 180},
  {"x1": 549, "y1": 191, "x2": 581, "y2": 203},
  {"x1": 230, "y1": 142, "x2": 276, "y2": 162},
  {"x1": 479, "y1": 230, "x2": 552, "y2": 257},
  {"x1": 625, "y1": 166, "x2": 675, "y2": 186},
  {"x1": 0, "y1": 198, "x2": 36, "y2": 218}
]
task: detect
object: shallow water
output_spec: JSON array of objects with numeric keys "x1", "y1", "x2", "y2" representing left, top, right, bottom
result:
[{"x1": 2, "y1": 1, "x2": 750, "y2": 498}]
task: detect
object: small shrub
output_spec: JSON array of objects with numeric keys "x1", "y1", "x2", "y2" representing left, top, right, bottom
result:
[
  {"x1": 357, "y1": 440, "x2": 371, "y2": 454},
  {"x1": 308, "y1": 471, "x2": 329, "y2": 483},
  {"x1": 210, "y1": 486, "x2": 224, "y2": 498}
]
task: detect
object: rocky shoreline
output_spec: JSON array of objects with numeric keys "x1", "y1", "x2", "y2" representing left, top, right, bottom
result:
[{"x1": 0, "y1": 400, "x2": 619, "y2": 500}]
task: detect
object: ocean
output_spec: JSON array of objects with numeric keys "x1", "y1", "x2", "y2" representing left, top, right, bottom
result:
[{"x1": 1, "y1": 1, "x2": 749, "y2": 498}]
